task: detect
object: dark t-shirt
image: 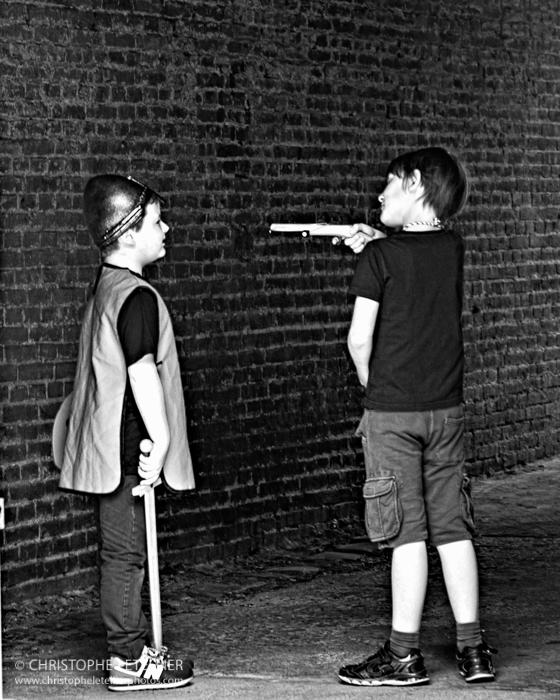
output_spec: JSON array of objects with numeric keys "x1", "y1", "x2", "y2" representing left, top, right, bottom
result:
[
  {"x1": 348, "y1": 229, "x2": 464, "y2": 411},
  {"x1": 117, "y1": 283, "x2": 159, "y2": 474}
]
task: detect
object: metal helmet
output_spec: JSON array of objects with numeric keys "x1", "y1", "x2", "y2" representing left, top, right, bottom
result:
[{"x1": 83, "y1": 174, "x2": 163, "y2": 250}]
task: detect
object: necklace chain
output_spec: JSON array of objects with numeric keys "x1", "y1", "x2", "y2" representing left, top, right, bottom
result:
[
  {"x1": 403, "y1": 216, "x2": 443, "y2": 231},
  {"x1": 402, "y1": 218, "x2": 443, "y2": 230}
]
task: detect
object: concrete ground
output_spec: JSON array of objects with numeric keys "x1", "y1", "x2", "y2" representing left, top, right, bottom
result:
[{"x1": 3, "y1": 460, "x2": 560, "y2": 699}]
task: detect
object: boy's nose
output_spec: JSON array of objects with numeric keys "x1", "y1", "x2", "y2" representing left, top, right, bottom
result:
[{"x1": 378, "y1": 194, "x2": 385, "y2": 203}]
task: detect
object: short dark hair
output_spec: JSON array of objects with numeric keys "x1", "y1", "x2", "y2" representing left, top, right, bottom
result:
[{"x1": 386, "y1": 147, "x2": 469, "y2": 220}]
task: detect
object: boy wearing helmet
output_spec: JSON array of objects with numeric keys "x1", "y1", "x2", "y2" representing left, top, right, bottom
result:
[{"x1": 60, "y1": 174, "x2": 195, "y2": 691}]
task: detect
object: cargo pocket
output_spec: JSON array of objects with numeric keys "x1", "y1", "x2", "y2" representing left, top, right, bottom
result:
[
  {"x1": 363, "y1": 476, "x2": 401, "y2": 542},
  {"x1": 460, "y1": 474, "x2": 476, "y2": 535}
]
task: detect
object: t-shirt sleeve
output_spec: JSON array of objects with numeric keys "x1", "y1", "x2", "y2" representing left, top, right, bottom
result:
[
  {"x1": 348, "y1": 243, "x2": 384, "y2": 301},
  {"x1": 117, "y1": 288, "x2": 159, "y2": 366}
]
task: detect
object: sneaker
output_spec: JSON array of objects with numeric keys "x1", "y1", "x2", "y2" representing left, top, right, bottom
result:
[
  {"x1": 108, "y1": 645, "x2": 194, "y2": 692},
  {"x1": 456, "y1": 641, "x2": 496, "y2": 683},
  {"x1": 338, "y1": 640, "x2": 430, "y2": 686}
]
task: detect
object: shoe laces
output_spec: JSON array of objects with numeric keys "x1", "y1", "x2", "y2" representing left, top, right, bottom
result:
[
  {"x1": 464, "y1": 642, "x2": 497, "y2": 656},
  {"x1": 145, "y1": 645, "x2": 169, "y2": 667},
  {"x1": 365, "y1": 644, "x2": 393, "y2": 666}
]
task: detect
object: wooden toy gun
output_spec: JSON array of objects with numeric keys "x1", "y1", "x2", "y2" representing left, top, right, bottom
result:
[{"x1": 269, "y1": 223, "x2": 385, "y2": 245}]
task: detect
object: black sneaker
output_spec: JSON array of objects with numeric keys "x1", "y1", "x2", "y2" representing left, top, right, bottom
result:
[
  {"x1": 108, "y1": 645, "x2": 194, "y2": 692},
  {"x1": 339, "y1": 640, "x2": 430, "y2": 686},
  {"x1": 456, "y1": 641, "x2": 496, "y2": 683}
]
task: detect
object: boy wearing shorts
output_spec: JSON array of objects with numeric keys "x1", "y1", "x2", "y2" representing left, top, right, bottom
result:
[
  {"x1": 60, "y1": 174, "x2": 196, "y2": 691},
  {"x1": 339, "y1": 147, "x2": 496, "y2": 686}
]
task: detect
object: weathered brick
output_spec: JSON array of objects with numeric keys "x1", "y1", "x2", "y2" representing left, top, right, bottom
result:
[{"x1": 1, "y1": 0, "x2": 560, "y2": 599}]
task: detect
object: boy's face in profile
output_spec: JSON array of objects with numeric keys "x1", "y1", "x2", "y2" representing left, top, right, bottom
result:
[
  {"x1": 131, "y1": 200, "x2": 169, "y2": 266},
  {"x1": 378, "y1": 172, "x2": 420, "y2": 229}
]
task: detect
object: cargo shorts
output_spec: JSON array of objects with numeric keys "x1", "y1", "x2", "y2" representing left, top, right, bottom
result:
[{"x1": 357, "y1": 406, "x2": 476, "y2": 549}]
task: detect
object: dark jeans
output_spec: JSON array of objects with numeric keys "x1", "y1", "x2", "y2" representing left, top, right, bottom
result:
[{"x1": 98, "y1": 474, "x2": 149, "y2": 660}]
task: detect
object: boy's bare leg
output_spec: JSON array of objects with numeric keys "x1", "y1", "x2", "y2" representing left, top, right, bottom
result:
[
  {"x1": 391, "y1": 541, "x2": 428, "y2": 633},
  {"x1": 437, "y1": 539, "x2": 479, "y2": 623},
  {"x1": 338, "y1": 538, "x2": 431, "y2": 686}
]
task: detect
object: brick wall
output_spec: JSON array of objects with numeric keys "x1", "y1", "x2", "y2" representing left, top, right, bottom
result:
[{"x1": 1, "y1": 0, "x2": 560, "y2": 599}]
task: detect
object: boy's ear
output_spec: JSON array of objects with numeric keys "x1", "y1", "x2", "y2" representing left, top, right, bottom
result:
[
  {"x1": 402, "y1": 169, "x2": 423, "y2": 194},
  {"x1": 121, "y1": 230, "x2": 136, "y2": 247},
  {"x1": 408, "y1": 169, "x2": 423, "y2": 192}
]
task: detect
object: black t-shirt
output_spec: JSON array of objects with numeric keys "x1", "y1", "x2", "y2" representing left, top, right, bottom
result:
[
  {"x1": 348, "y1": 229, "x2": 464, "y2": 411},
  {"x1": 117, "y1": 284, "x2": 159, "y2": 474}
]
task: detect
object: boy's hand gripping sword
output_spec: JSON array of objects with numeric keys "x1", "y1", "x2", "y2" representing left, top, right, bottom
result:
[{"x1": 52, "y1": 399, "x2": 164, "y2": 651}]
